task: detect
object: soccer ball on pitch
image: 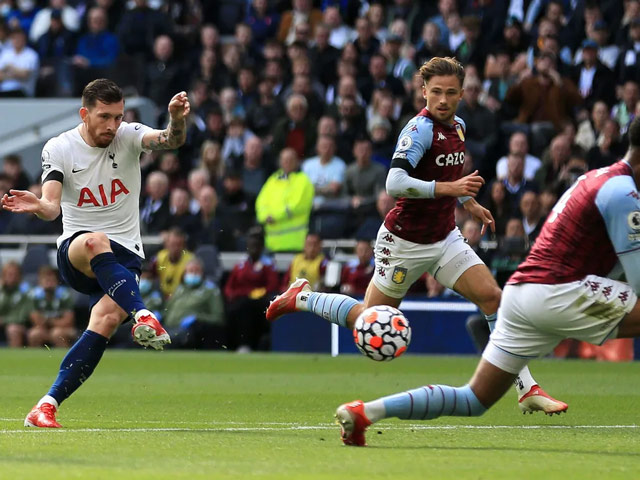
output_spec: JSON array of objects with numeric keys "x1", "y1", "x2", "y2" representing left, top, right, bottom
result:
[{"x1": 353, "y1": 305, "x2": 411, "y2": 361}]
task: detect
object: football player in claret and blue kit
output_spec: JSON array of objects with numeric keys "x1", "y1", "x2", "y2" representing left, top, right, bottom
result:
[
  {"x1": 336, "y1": 116, "x2": 640, "y2": 446},
  {"x1": 265, "y1": 57, "x2": 567, "y2": 445}
]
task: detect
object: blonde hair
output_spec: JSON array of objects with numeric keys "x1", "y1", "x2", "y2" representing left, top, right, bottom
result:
[{"x1": 419, "y1": 57, "x2": 465, "y2": 87}]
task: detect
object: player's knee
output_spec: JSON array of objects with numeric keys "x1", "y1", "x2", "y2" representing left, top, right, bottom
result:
[
  {"x1": 479, "y1": 286, "x2": 501, "y2": 314},
  {"x1": 83, "y1": 232, "x2": 111, "y2": 255}
]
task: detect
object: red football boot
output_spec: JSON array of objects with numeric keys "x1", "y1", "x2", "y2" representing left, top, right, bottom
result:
[
  {"x1": 265, "y1": 278, "x2": 311, "y2": 322},
  {"x1": 335, "y1": 400, "x2": 372, "y2": 446},
  {"x1": 24, "y1": 403, "x2": 62, "y2": 428},
  {"x1": 519, "y1": 385, "x2": 568, "y2": 415},
  {"x1": 131, "y1": 309, "x2": 171, "y2": 350}
]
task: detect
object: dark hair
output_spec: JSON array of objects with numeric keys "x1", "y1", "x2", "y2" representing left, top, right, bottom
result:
[
  {"x1": 3, "y1": 154, "x2": 21, "y2": 165},
  {"x1": 629, "y1": 117, "x2": 640, "y2": 148},
  {"x1": 419, "y1": 57, "x2": 465, "y2": 87},
  {"x1": 81, "y1": 78, "x2": 123, "y2": 108}
]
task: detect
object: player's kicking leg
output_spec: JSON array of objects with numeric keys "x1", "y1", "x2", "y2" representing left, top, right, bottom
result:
[
  {"x1": 25, "y1": 233, "x2": 169, "y2": 428},
  {"x1": 452, "y1": 264, "x2": 567, "y2": 415},
  {"x1": 336, "y1": 358, "x2": 515, "y2": 446},
  {"x1": 266, "y1": 277, "x2": 400, "y2": 328}
]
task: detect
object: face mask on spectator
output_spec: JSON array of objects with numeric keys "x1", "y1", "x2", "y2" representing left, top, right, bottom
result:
[
  {"x1": 139, "y1": 279, "x2": 152, "y2": 295},
  {"x1": 183, "y1": 273, "x2": 202, "y2": 287}
]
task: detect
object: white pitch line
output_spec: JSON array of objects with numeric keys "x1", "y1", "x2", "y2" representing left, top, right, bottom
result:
[{"x1": 0, "y1": 424, "x2": 638, "y2": 434}]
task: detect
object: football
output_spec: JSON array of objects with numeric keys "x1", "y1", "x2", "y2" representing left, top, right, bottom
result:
[{"x1": 353, "y1": 305, "x2": 411, "y2": 361}]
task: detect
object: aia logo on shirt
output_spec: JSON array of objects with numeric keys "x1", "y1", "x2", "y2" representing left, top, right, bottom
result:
[{"x1": 77, "y1": 179, "x2": 130, "y2": 207}]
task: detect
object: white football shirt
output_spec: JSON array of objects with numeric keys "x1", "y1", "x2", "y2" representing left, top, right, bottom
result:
[{"x1": 41, "y1": 121, "x2": 153, "y2": 258}]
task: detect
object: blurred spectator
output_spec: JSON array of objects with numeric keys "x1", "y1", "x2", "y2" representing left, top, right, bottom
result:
[
  {"x1": 0, "y1": 261, "x2": 31, "y2": 348},
  {"x1": 237, "y1": 65, "x2": 258, "y2": 112},
  {"x1": 191, "y1": 108, "x2": 226, "y2": 155},
  {"x1": 224, "y1": 228, "x2": 279, "y2": 352},
  {"x1": 187, "y1": 167, "x2": 210, "y2": 214},
  {"x1": 216, "y1": 169, "x2": 256, "y2": 252},
  {"x1": 72, "y1": 7, "x2": 119, "y2": 96},
  {"x1": 281, "y1": 232, "x2": 327, "y2": 290},
  {"x1": 140, "y1": 170, "x2": 171, "y2": 235},
  {"x1": 234, "y1": 22, "x2": 260, "y2": 66},
  {"x1": 303, "y1": 134, "x2": 346, "y2": 204},
  {"x1": 491, "y1": 217, "x2": 527, "y2": 287},
  {"x1": 29, "y1": 0, "x2": 79, "y2": 44},
  {"x1": 336, "y1": 94, "x2": 367, "y2": 163},
  {"x1": 358, "y1": 53, "x2": 404, "y2": 105},
  {"x1": 309, "y1": 23, "x2": 339, "y2": 90},
  {"x1": 456, "y1": 75, "x2": 498, "y2": 173},
  {"x1": 538, "y1": 186, "x2": 557, "y2": 218},
  {"x1": 367, "y1": 2, "x2": 388, "y2": 42},
  {"x1": 245, "y1": 0, "x2": 280, "y2": 46},
  {"x1": 168, "y1": 187, "x2": 199, "y2": 248},
  {"x1": 382, "y1": 33, "x2": 415, "y2": 92},
  {"x1": 446, "y1": 12, "x2": 465, "y2": 53},
  {"x1": 194, "y1": 184, "x2": 220, "y2": 247},
  {"x1": 26, "y1": 266, "x2": 75, "y2": 348},
  {"x1": 502, "y1": 152, "x2": 537, "y2": 216},
  {"x1": 500, "y1": 15, "x2": 529, "y2": 59},
  {"x1": 575, "y1": 100, "x2": 609, "y2": 152},
  {"x1": 352, "y1": 16, "x2": 380, "y2": 76},
  {"x1": 340, "y1": 239, "x2": 374, "y2": 295},
  {"x1": 2, "y1": 153, "x2": 30, "y2": 190},
  {"x1": 153, "y1": 227, "x2": 194, "y2": 298},
  {"x1": 369, "y1": 114, "x2": 395, "y2": 168},
  {"x1": 163, "y1": 257, "x2": 225, "y2": 349},
  {"x1": 554, "y1": 154, "x2": 588, "y2": 197},
  {"x1": 35, "y1": 8, "x2": 74, "y2": 96},
  {"x1": 157, "y1": 150, "x2": 186, "y2": 191},
  {"x1": 414, "y1": 21, "x2": 452, "y2": 72},
  {"x1": 246, "y1": 77, "x2": 284, "y2": 140},
  {"x1": 519, "y1": 190, "x2": 543, "y2": 244},
  {"x1": 4, "y1": 0, "x2": 39, "y2": 35},
  {"x1": 198, "y1": 140, "x2": 225, "y2": 184},
  {"x1": 344, "y1": 136, "x2": 387, "y2": 229},
  {"x1": 271, "y1": 93, "x2": 317, "y2": 160},
  {"x1": 219, "y1": 86, "x2": 245, "y2": 125},
  {"x1": 611, "y1": 80, "x2": 639, "y2": 135},
  {"x1": 482, "y1": 179, "x2": 510, "y2": 236},
  {"x1": 241, "y1": 136, "x2": 268, "y2": 198},
  {"x1": 586, "y1": 118, "x2": 627, "y2": 170},
  {"x1": 618, "y1": 18, "x2": 640, "y2": 85},
  {"x1": 323, "y1": 5, "x2": 354, "y2": 49},
  {"x1": 483, "y1": 50, "x2": 515, "y2": 113},
  {"x1": 256, "y1": 147, "x2": 313, "y2": 253},
  {"x1": 495, "y1": 131, "x2": 542, "y2": 181},
  {"x1": 277, "y1": 0, "x2": 322, "y2": 46},
  {"x1": 116, "y1": 0, "x2": 173, "y2": 60},
  {"x1": 0, "y1": 27, "x2": 39, "y2": 97},
  {"x1": 454, "y1": 16, "x2": 486, "y2": 71},
  {"x1": 574, "y1": 19, "x2": 619, "y2": 71},
  {"x1": 144, "y1": 34, "x2": 182, "y2": 112},
  {"x1": 534, "y1": 133, "x2": 571, "y2": 192},
  {"x1": 221, "y1": 116, "x2": 255, "y2": 166},
  {"x1": 504, "y1": 51, "x2": 582, "y2": 155},
  {"x1": 570, "y1": 38, "x2": 616, "y2": 110}
]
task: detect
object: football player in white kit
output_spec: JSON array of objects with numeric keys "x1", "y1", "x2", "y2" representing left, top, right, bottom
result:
[{"x1": 1, "y1": 79, "x2": 190, "y2": 428}]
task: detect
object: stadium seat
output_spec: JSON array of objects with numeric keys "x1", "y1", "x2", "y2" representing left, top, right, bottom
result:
[{"x1": 194, "y1": 244, "x2": 223, "y2": 284}]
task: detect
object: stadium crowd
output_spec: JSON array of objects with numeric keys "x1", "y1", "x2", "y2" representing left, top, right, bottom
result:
[{"x1": 0, "y1": 0, "x2": 637, "y2": 358}]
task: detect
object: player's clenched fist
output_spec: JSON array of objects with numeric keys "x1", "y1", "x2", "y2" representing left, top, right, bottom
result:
[{"x1": 168, "y1": 91, "x2": 190, "y2": 120}]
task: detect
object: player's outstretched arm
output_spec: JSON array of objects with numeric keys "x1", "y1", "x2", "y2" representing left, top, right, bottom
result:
[
  {"x1": 434, "y1": 170, "x2": 485, "y2": 198},
  {"x1": 142, "y1": 91, "x2": 191, "y2": 151},
  {"x1": 1, "y1": 181, "x2": 62, "y2": 221}
]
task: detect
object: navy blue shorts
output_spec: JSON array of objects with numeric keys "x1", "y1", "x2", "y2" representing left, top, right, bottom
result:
[{"x1": 57, "y1": 231, "x2": 143, "y2": 309}]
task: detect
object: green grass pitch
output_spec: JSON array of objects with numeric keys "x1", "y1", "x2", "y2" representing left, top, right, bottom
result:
[{"x1": 1, "y1": 349, "x2": 639, "y2": 479}]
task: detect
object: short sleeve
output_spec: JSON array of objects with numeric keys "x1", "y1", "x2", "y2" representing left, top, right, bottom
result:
[
  {"x1": 119, "y1": 121, "x2": 154, "y2": 155},
  {"x1": 392, "y1": 116, "x2": 433, "y2": 168},
  {"x1": 40, "y1": 139, "x2": 65, "y2": 184},
  {"x1": 595, "y1": 175, "x2": 640, "y2": 255}
]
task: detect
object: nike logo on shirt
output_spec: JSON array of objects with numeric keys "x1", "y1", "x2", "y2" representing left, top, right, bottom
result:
[{"x1": 72, "y1": 168, "x2": 86, "y2": 173}]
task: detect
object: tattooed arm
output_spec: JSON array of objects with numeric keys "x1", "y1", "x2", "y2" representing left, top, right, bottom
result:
[{"x1": 142, "y1": 91, "x2": 191, "y2": 151}]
